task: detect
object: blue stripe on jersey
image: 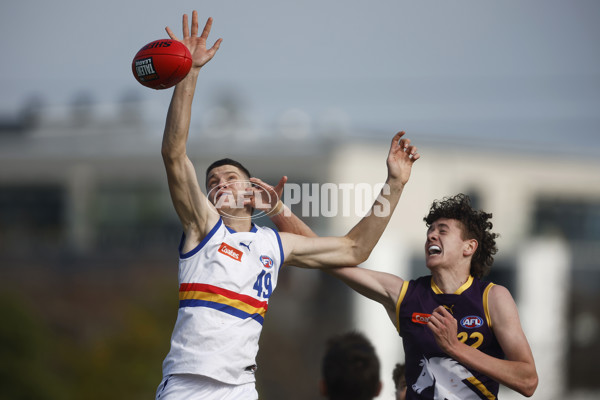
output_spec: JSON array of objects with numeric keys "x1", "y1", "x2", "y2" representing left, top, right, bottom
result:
[
  {"x1": 225, "y1": 223, "x2": 258, "y2": 234},
  {"x1": 180, "y1": 218, "x2": 223, "y2": 259},
  {"x1": 179, "y1": 299, "x2": 265, "y2": 325},
  {"x1": 271, "y1": 228, "x2": 285, "y2": 270}
]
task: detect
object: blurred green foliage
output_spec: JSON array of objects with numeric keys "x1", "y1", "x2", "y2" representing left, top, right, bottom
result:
[{"x1": 0, "y1": 264, "x2": 176, "y2": 400}]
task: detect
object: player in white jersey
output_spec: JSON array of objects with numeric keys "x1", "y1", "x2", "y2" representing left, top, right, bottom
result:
[{"x1": 156, "y1": 11, "x2": 420, "y2": 399}]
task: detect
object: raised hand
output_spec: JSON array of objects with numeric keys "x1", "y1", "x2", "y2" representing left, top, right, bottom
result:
[
  {"x1": 165, "y1": 10, "x2": 222, "y2": 69},
  {"x1": 248, "y1": 176, "x2": 287, "y2": 215},
  {"x1": 386, "y1": 131, "x2": 420, "y2": 186}
]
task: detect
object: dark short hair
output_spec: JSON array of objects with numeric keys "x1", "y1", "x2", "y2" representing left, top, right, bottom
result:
[
  {"x1": 205, "y1": 158, "x2": 251, "y2": 182},
  {"x1": 322, "y1": 332, "x2": 380, "y2": 400},
  {"x1": 424, "y1": 193, "x2": 499, "y2": 278},
  {"x1": 392, "y1": 363, "x2": 406, "y2": 390}
]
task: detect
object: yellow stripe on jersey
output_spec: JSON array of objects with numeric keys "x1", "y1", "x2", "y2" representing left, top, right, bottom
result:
[
  {"x1": 467, "y1": 376, "x2": 496, "y2": 400},
  {"x1": 430, "y1": 275, "x2": 474, "y2": 295},
  {"x1": 396, "y1": 280, "x2": 410, "y2": 333},
  {"x1": 180, "y1": 290, "x2": 268, "y2": 318},
  {"x1": 483, "y1": 282, "x2": 495, "y2": 328}
]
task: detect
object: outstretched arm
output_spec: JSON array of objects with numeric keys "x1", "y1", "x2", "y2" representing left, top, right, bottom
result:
[
  {"x1": 427, "y1": 286, "x2": 538, "y2": 397},
  {"x1": 280, "y1": 131, "x2": 419, "y2": 269},
  {"x1": 161, "y1": 11, "x2": 222, "y2": 252},
  {"x1": 264, "y1": 174, "x2": 406, "y2": 320}
]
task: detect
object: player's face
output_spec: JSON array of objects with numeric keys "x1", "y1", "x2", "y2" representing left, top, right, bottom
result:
[
  {"x1": 424, "y1": 218, "x2": 471, "y2": 270},
  {"x1": 396, "y1": 386, "x2": 407, "y2": 400},
  {"x1": 206, "y1": 165, "x2": 251, "y2": 210}
]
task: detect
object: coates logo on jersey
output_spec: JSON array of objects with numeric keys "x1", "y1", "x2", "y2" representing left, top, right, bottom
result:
[
  {"x1": 218, "y1": 242, "x2": 243, "y2": 262},
  {"x1": 259, "y1": 255, "x2": 274, "y2": 268},
  {"x1": 460, "y1": 315, "x2": 484, "y2": 329},
  {"x1": 412, "y1": 312, "x2": 432, "y2": 325}
]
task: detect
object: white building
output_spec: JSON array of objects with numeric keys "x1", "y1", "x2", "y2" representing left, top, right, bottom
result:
[{"x1": 0, "y1": 98, "x2": 599, "y2": 399}]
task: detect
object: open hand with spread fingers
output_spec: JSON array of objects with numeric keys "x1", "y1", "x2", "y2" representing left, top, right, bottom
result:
[{"x1": 165, "y1": 10, "x2": 222, "y2": 70}]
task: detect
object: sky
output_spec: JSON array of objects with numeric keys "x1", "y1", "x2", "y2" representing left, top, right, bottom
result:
[{"x1": 1, "y1": 0, "x2": 599, "y2": 151}]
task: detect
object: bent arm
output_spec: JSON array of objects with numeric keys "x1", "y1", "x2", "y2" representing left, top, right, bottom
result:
[
  {"x1": 271, "y1": 204, "x2": 404, "y2": 318},
  {"x1": 271, "y1": 131, "x2": 418, "y2": 269},
  {"x1": 281, "y1": 174, "x2": 405, "y2": 268},
  {"x1": 330, "y1": 267, "x2": 404, "y2": 321},
  {"x1": 484, "y1": 285, "x2": 538, "y2": 396},
  {"x1": 430, "y1": 285, "x2": 538, "y2": 397}
]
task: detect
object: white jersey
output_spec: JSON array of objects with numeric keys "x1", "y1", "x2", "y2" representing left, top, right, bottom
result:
[{"x1": 161, "y1": 218, "x2": 284, "y2": 385}]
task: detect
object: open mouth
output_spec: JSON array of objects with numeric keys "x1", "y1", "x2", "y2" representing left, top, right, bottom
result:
[
  {"x1": 428, "y1": 245, "x2": 442, "y2": 256},
  {"x1": 214, "y1": 190, "x2": 232, "y2": 201}
]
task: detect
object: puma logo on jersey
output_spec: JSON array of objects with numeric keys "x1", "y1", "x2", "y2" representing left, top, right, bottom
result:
[
  {"x1": 239, "y1": 241, "x2": 252, "y2": 251},
  {"x1": 218, "y1": 242, "x2": 243, "y2": 261}
]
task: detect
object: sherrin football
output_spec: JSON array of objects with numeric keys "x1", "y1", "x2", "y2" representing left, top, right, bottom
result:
[{"x1": 132, "y1": 39, "x2": 192, "y2": 90}]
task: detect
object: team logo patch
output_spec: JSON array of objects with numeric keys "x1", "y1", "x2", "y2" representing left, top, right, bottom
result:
[
  {"x1": 412, "y1": 312, "x2": 431, "y2": 325},
  {"x1": 460, "y1": 315, "x2": 484, "y2": 329},
  {"x1": 218, "y1": 242, "x2": 243, "y2": 262},
  {"x1": 260, "y1": 255, "x2": 274, "y2": 268}
]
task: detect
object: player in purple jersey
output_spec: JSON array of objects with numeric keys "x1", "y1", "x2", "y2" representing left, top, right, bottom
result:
[{"x1": 271, "y1": 193, "x2": 538, "y2": 398}]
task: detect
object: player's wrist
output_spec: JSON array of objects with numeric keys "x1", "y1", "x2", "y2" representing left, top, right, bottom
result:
[{"x1": 266, "y1": 200, "x2": 284, "y2": 217}]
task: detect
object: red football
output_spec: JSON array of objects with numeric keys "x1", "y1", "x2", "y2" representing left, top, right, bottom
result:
[{"x1": 132, "y1": 39, "x2": 192, "y2": 90}]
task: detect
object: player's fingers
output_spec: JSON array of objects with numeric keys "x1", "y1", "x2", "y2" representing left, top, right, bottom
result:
[
  {"x1": 191, "y1": 10, "x2": 199, "y2": 37},
  {"x1": 391, "y1": 131, "x2": 405, "y2": 147},
  {"x1": 206, "y1": 38, "x2": 222, "y2": 55},
  {"x1": 182, "y1": 13, "x2": 190, "y2": 38},
  {"x1": 241, "y1": 188, "x2": 255, "y2": 199},
  {"x1": 399, "y1": 138, "x2": 411, "y2": 150},
  {"x1": 250, "y1": 177, "x2": 268, "y2": 189},
  {"x1": 427, "y1": 318, "x2": 440, "y2": 332},
  {"x1": 165, "y1": 26, "x2": 179, "y2": 41},
  {"x1": 406, "y1": 145, "x2": 419, "y2": 160},
  {"x1": 273, "y1": 176, "x2": 287, "y2": 196},
  {"x1": 200, "y1": 17, "x2": 213, "y2": 39},
  {"x1": 438, "y1": 305, "x2": 453, "y2": 318},
  {"x1": 253, "y1": 178, "x2": 276, "y2": 193}
]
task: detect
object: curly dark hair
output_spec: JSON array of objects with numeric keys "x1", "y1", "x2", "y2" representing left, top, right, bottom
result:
[{"x1": 423, "y1": 193, "x2": 498, "y2": 278}]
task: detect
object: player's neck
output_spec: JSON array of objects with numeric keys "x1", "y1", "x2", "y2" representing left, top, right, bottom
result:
[
  {"x1": 430, "y1": 267, "x2": 471, "y2": 294},
  {"x1": 222, "y1": 215, "x2": 253, "y2": 232}
]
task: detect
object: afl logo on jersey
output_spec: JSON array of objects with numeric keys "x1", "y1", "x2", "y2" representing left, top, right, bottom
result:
[
  {"x1": 259, "y1": 255, "x2": 274, "y2": 268},
  {"x1": 460, "y1": 315, "x2": 484, "y2": 329}
]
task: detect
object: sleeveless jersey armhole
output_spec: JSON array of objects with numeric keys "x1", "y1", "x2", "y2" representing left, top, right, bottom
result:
[
  {"x1": 483, "y1": 282, "x2": 495, "y2": 328},
  {"x1": 180, "y1": 218, "x2": 223, "y2": 259},
  {"x1": 269, "y1": 228, "x2": 285, "y2": 270},
  {"x1": 395, "y1": 280, "x2": 410, "y2": 333}
]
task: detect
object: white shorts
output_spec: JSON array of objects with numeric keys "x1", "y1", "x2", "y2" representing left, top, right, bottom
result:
[{"x1": 156, "y1": 374, "x2": 258, "y2": 400}]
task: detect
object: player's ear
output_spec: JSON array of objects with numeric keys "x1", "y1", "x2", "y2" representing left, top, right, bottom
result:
[
  {"x1": 463, "y1": 239, "x2": 478, "y2": 257},
  {"x1": 375, "y1": 380, "x2": 383, "y2": 396}
]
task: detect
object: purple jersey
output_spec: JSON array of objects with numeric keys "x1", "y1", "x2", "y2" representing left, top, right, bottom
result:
[{"x1": 397, "y1": 275, "x2": 504, "y2": 399}]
